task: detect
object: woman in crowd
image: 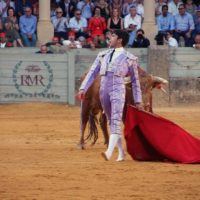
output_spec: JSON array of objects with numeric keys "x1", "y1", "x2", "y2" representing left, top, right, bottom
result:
[
  {"x1": 109, "y1": 0, "x2": 122, "y2": 16},
  {"x1": 4, "y1": 7, "x2": 23, "y2": 47},
  {"x1": 88, "y1": 6, "x2": 106, "y2": 47},
  {"x1": 107, "y1": 8, "x2": 123, "y2": 32},
  {"x1": 95, "y1": 0, "x2": 110, "y2": 20}
]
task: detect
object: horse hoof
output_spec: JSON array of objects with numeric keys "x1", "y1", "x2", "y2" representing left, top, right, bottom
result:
[{"x1": 77, "y1": 143, "x2": 85, "y2": 150}]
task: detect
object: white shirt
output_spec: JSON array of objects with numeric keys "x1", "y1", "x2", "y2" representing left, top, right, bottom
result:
[
  {"x1": 168, "y1": 1, "x2": 183, "y2": 16},
  {"x1": 0, "y1": 42, "x2": 6, "y2": 48},
  {"x1": 62, "y1": 40, "x2": 82, "y2": 48},
  {"x1": 167, "y1": 37, "x2": 178, "y2": 47},
  {"x1": 124, "y1": 14, "x2": 141, "y2": 30},
  {"x1": 69, "y1": 16, "x2": 87, "y2": 31},
  {"x1": 137, "y1": 3, "x2": 144, "y2": 18},
  {"x1": 107, "y1": 47, "x2": 124, "y2": 71}
]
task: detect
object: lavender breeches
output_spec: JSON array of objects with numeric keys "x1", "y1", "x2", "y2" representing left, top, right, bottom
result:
[{"x1": 99, "y1": 72, "x2": 125, "y2": 135}]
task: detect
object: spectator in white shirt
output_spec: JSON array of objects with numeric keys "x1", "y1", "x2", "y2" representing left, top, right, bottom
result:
[
  {"x1": 124, "y1": 5, "x2": 142, "y2": 46},
  {"x1": 69, "y1": 9, "x2": 88, "y2": 39},
  {"x1": 168, "y1": 0, "x2": 183, "y2": 16},
  {"x1": 62, "y1": 31, "x2": 82, "y2": 48},
  {"x1": 164, "y1": 31, "x2": 178, "y2": 47}
]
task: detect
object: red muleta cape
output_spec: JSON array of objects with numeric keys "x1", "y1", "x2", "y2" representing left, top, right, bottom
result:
[{"x1": 124, "y1": 105, "x2": 200, "y2": 164}]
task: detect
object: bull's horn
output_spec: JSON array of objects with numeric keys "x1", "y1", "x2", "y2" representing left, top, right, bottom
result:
[{"x1": 153, "y1": 76, "x2": 168, "y2": 84}]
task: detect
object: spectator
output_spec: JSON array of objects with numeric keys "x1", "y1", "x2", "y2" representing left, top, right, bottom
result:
[
  {"x1": 124, "y1": 5, "x2": 142, "y2": 47},
  {"x1": 0, "y1": 18, "x2": 2, "y2": 30},
  {"x1": 77, "y1": 0, "x2": 94, "y2": 21},
  {"x1": 0, "y1": 0, "x2": 10, "y2": 19},
  {"x1": 107, "y1": 8, "x2": 123, "y2": 32},
  {"x1": 58, "y1": 0, "x2": 76, "y2": 20},
  {"x1": 155, "y1": 5, "x2": 174, "y2": 45},
  {"x1": 88, "y1": 6, "x2": 106, "y2": 47},
  {"x1": 174, "y1": 3, "x2": 194, "y2": 47},
  {"x1": 4, "y1": 7, "x2": 23, "y2": 47},
  {"x1": 185, "y1": 0, "x2": 197, "y2": 16},
  {"x1": 168, "y1": 0, "x2": 183, "y2": 16},
  {"x1": 45, "y1": 36, "x2": 62, "y2": 47},
  {"x1": 192, "y1": 6, "x2": 200, "y2": 39},
  {"x1": 136, "y1": 0, "x2": 144, "y2": 20},
  {"x1": 110, "y1": 0, "x2": 122, "y2": 16},
  {"x1": 15, "y1": 0, "x2": 32, "y2": 18},
  {"x1": 82, "y1": 37, "x2": 96, "y2": 49},
  {"x1": 122, "y1": 0, "x2": 137, "y2": 17},
  {"x1": 155, "y1": 0, "x2": 167, "y2": 17},
  {"x1": 32, "y1": 0, "x2": 39, "y2": 17},
  {"x1": 164, "y1": 31, "x2": 178, "y2": 47},
  {"x1": 193, "y1": 33, "x2": 200, "y2": 49},
  {"x1": 69, "y1": 9, "x2": 88, "y2": 39},
  {"x1": 131, "y1": 28, "x2": 150, "y2": 48},
  {"x1": 36, "y1": 44, "x2": 53, "y2": 54},
  {"x1": 19, "y1": 6, "x2": 37, "y2": 47},
  {"x1": 62, "y1": 31, "x2": 82, "y2": 48},
  {"x1": 95, "y1": 0, "x2": 110, "y2": 20},
  {"x1": 0, "y1": 31, "x2": 13, "y2": 48},
  {"x1": 51, "y1": 7, "x2": 68, "y2": 40}
]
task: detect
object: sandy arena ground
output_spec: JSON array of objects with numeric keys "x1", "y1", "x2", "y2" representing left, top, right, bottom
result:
[{"x1": 0, "y1": 103, "x2": 200, "y2": 200}]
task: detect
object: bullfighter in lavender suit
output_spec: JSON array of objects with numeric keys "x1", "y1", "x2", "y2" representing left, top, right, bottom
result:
[{"x1": 77, "y1": 30, "x2": 143, "y2": 161}]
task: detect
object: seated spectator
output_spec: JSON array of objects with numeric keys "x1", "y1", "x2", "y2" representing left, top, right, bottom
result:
[
  {"x1": 185, "y1": 0, "x2": 197, "y2": 16},
  {"x1": 164, "y1": 31, "x2": 178, "y2": 47},
  {"x1": 19, "y1": 6, "x2": 37, "y2": 47},
  {"x1": 82, "y1": 37, "x2": 96, "y2": 49},
  {"x1": 77, "y1": 0, "x2": 94, "y2": 21},
  {"x1": 124, "y1": 5, "x2": 142, "y2": 47},
  {"x1": 0, "y1": 0, "x2": 10, "y2": 20},
  {"x1": 107, "y1": 8, "x2": 123, "y2": 32},
  {"x1": 51, "y1": 7, "x2": 68, "y2": 40},
  {"x1": 45, "y1": 36, "x2": 62, "y2": 47},
  {"x1": 193, "y1": 33, "x2": 200, "y2": 49},
  {"x1": 35, "y1": 44, "x2": 53, "y2": 54},
  {"x1": 173, "y1": 3, "x2": 194, "y2": 47},
  {"x1": 88, "y1": 6, "x2": 106, "y2": 47},
  {"x1": 192, "y1": 6, "x2": 200, "y2": 39},
  {"x1": 62, "y1": 31, "x2": 82, "y2": 48},
  {"x1": 155, "y1": 5, "x2": 174, "y2": 45},
  {"x1": 32, "y1": 0, "x2": 39, "y2": 17},
  {"x1": 69, "y1": 9, "x2": 88, "y2": 39},
  {"x1": 109, "y1": 0, "x2": 122, "y2": 16},
  {"x1": 155, "y1": 0, "x2": 167, "y2": 18},
  {"x1": 95, "y1": 0, "x2": 110, "y2": 20},
  {"x1": 122, "y1": 0, "x2": 136, "y2": 17},
  {"x1": 15, "y1": 0, "x2": 32, "y2": 18},
  {"x1": 0, "y1": 32, "x2": 13, "y2": 48},
  {"x1": 0, "y1": 18, "x2": 3, "y2": 31},
  {"x1": 168, "y1": 0, "x2": 183, "y2": 16},
  {"x1": 136, "y1": 0, "x2": 144, "y2": 21},
  {"x1": 4, "y1": 7, "x2": 23, "y2": 47},
  {"x1": 131, "y1": 29, "x2": 150, "y2": 48},
  {"x1": 58, "y1": 0, "x2": 76, "y2": 20}
]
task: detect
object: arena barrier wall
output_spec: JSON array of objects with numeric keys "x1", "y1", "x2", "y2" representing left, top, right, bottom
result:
[{"x1": 0, "y1": 47, "x2": 199, "y2": 106}]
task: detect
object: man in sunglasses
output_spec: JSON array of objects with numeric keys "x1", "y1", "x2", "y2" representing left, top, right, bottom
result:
[
  {"x1": 173, "y1": 4, "x2": 194, "y2": 47},
  {"x1": 68, "y1": 9, "x2": 88, "y2": 40},
  {"x1": 51, "y1": 7, "x2": 68, "y2": 40}
]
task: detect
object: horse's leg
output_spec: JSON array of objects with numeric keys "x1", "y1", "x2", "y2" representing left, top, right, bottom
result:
[
  {"x1": 79, "y1": 100, "x2": 90, "y2": 150},
  {"x1": 99, "y1": 112, "x2": 109, "y2": 146}
]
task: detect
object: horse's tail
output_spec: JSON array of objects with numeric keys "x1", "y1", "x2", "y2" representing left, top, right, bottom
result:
[{"x1": 85, "y1": 112, "x2": 99, "y2": 145}]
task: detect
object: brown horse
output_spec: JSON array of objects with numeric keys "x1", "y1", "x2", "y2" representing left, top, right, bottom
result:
[{"x1": 79, "y1": 67, "x2": 168, "y2": 149}]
